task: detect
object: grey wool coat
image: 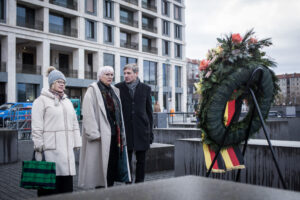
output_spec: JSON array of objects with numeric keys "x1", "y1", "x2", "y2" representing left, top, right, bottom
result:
[{"x1": 78, "y1": 82, "x2": 131, "y2": 189}]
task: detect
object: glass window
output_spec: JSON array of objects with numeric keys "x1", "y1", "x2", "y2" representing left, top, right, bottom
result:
[
  {"x1": 174, "y1": 5, "x2": 181, "y2": 21},
  {"x1": 174, "y1": 24, "x2": 182, "y2": 40},
  {"x1": 142, "y1": 37, "x2": 151, "y2": 47},
  {"x1": 17, "y1": 5, "x2": 35, "y2": 27},
  {"x1": 86, "y1": 0, "x2": 96, "y2": 14},
  {"x1": 49, "y1": 13, "x2": 70, "y2": 35},
  {"x1": 175, "y1": 93, "x2": 181, "y2": 111},
  {"x1": 143, "y1": 60, "x2": 157, "y2": 85},
  {"x1": 175, "y1": 65, "x2": 182, "y2": 87},
  {"x1": 162, "y1": 20, "x2": 169, "y2": 36},
  {"x1": 162, "y1": 0, "x2": 169, "y2": 16},
  {"x1": 0, "y1": 0, "x2": 5, "y2": 21},
  {"x1": 163, "y1": 63, "x2": 170, "y2": 87},
  {"x1": 104, "y1": 53, "x2": 115, "y2": 81},
  {"x1": 120, "y1": 56, "x2": 137, "y2": 81},
  {"x1": 17, "y1": 83, "x2": 37, "y2": 102},
  {"x1": 104, "y1": 0, "x2": 113, "y2": 19},
  {"x1": 175, "y1": 43, "x2": 182, "y2": 58},
  {"x1": 162, "y1": 40, "x2": 170, "y2": 56},
  {"x1": 86, "y1": 20, "x2": 95, "y2": 40},
  {"x1": 104, "y1": 24, "x2": 113, "y2": 44}
]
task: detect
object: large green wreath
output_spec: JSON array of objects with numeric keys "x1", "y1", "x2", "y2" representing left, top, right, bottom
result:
[{"x1": 196, "y1": 29, "x2": 279, "y2": 150}]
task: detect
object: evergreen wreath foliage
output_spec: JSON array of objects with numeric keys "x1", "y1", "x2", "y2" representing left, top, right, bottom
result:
[{"x1": 195, "y1": 29, "x2": 279, "y2": 150}]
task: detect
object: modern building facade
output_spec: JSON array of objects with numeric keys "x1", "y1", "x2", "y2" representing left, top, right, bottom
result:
[
  {"x1": 186, "y1": 58, "x2": 199, "y2": 112},
  {"x1": 0, "y1": 0, "x2": 186, "y2": 112},
  {"x1": 277, "y1": 73, "x2": 300, "y2": 105}
]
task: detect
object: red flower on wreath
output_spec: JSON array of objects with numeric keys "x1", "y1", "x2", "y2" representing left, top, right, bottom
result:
[
  {"x1": 248, "y1": 37, "x2": 258, "y2": 44},
  {"x1": 232, "y1": 33, "x2": 243, "y2": 44},
  {"x1": 199, "y1": 59, "x2": 210, "y2": 71}
]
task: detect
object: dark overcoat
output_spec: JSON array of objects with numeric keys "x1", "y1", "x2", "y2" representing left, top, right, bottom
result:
[{"x1": 115, "y1": 81, "x2": 153, "y2": 151}]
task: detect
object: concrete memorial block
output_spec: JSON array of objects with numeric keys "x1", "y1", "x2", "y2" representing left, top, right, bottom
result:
[
  {"x1": 37, "y1": 176, "x2": 300, "y2": 200},
  {"x1": 0, "y1": 129, "x2": 18, "y2": 163},
  {"x1": 175, "y1": 138, "x2": 300, "y2": 191},
  {"x1": 153, "y1": 128, "x2": 200, "y2": 144}
]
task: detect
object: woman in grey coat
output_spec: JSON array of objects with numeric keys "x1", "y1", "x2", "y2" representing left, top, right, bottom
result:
[{"x1": 78, "y1": 66, "x2": 131, "y2": 189}]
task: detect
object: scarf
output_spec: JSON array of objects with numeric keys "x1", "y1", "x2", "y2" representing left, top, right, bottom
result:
[
  {"x1": 97, "y1": 81, "x2": 124, "y2": 155},
  {"x1": 126, "y1": 78, "x2": 140, "y2": 98},
  {"x1": 49, "y1": 89, "x2": 64, "y2": 106}
]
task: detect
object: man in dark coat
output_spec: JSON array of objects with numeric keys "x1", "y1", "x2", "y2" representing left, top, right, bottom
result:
[{"x1": 115, "y1": 63, "x2": 153, "y2": 183}]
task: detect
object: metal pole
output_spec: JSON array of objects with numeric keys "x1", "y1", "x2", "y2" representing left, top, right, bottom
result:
[{"x1": 249, "y1": 88, "x2": 287, "y2": 189}]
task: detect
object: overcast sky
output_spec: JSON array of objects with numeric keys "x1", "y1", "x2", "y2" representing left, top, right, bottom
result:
[{"x1": 185, "y1": 0, "x2": 300, "y2": 75}]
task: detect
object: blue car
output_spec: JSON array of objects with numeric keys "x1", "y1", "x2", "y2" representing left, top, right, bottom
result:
[{"x1": 0, "y1": 102, "x2": 33, "y2": 127}]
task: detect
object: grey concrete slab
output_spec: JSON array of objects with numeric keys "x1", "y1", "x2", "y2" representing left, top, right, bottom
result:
[{"x1": 37, "y1": 176, "x2": 300, "y2": 200}]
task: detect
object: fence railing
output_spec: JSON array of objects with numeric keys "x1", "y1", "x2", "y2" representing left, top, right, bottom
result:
[
  {"x1": 123, "y1": 0, "x2": 138, "y2": 6},
  {"x1": 49, "y1": 0, "x2": 78, "y2": 10},
  {"x1": 120, "y1": 16, "x2": 139, "y2": 28},
  {"x1": 142, "y1": 2, "x2": 157, "y2": 12},
  {"x1": 84, "y1": 71, "x2": 97, "y2": 80},
  {"x1": 0, "y1": 62, "x2": 6, "y2": 72},
  {"x1": 142, "y1": 23, "x2": 157, "y2": 33},
  {"x1": 16, "y1": 63, "x2": 41, "y2": 75},
  {"x1": 142, "y1": 45, "x2": 158, "y2": 54},
  {"x1": 166, "y1": 112, "x2": 196, "y2": 124},
  {"x1": 17, "y1": 16, "x2": 43, "y2": 31},
  {"x1": 59, "y1": 68, "x2": 78, "y2": 78},
  {"x1": 120, "y1": 40, "x2": 139, "y2": 50},
  {"x1": 49, "y1": 23, "x2": 78, "y2": 38}
]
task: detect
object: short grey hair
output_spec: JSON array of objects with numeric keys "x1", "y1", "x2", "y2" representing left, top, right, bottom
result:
[
  {"x1": 124, "y1": 63, "x2": 139, "y2": 73},
  {"x1": 97, "y1": 66, "x2": 114, "y2": 80}
]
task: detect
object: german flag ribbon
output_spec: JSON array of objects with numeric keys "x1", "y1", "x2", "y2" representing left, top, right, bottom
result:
[{"x1": 203, "y1": 99, "x2": 245, "y2": 173}]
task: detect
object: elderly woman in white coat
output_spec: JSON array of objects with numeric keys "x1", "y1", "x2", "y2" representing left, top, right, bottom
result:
[
  {"x1": 32, "y1": 67, "x2": 82, "y2": 197},
  {"x1": 78, "y1": 66, "x2": 131, "y2": 189}
]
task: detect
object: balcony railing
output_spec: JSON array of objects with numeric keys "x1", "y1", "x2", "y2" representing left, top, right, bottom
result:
[
  {"x1": 120, "y1": 40, "x2": 139, "y2": 50},
  {"x1": 142, "y1": 45, "x2": 158, "y2": 54},
  {"x1": 142, "y1": 2, "x2": 157, "y2": 12},
  {"x1": 17, "y1": 16, "x2": 43, "y2": 31},
  {"x1": 142, "y1": 23, "x2": 157, "y2": 33},
  {"x1": 49, "y1": 23, "x2": 78, "y2": 38},
  {"x1": 0, "y1": 62, "x2": 6, "y2": 72},
  {"x1": 16, "y1": 63, "x2": 41, "y2": 75},
  {"x1": 0, "y1": 18, "x2": 6, "y2": 23},
  {"x1": 84, "y1": 71, "x2": 97, "y2": 80},
  {"x1": 120, "y1": 16, "x2": 138, "y2": 28},
  {"x1": 123, "y1": 0, "x2": 138, "y2": 6},
  {"x1": 59, "y1": 68, "x2": 78, "y2": 78},
  {"x1": 49, "y1": 0, "x2": 78, "y2": 10}
]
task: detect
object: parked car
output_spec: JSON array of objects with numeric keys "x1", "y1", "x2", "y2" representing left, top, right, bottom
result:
[
  {"x1": 268, "y1": 111, "x2": 282, "y2": 118},
  {"x1": 0, "y1": 102, "x2": 32, "y2": 127}
]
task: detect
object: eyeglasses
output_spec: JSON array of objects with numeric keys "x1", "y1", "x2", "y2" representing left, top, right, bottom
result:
[{"x1": 56, "y1": 80, "x2": 66, "y2": 85}]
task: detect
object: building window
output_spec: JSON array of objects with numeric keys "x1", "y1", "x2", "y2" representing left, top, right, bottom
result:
[
  {"x1": 0, "y1": 0, "x2": 5, "y2": 22},
  {"x1": 104, "y1": 24, "x2": 113, "y2": 44},
  {"x1": 104, "y1": 53, "x2": 115, "y2": 81},
  {"x1": 175, "y1": 93, "x2": 182, "y2": 111},
  {"x1": 17, "y1": 83, "x2": 37, "y2": 102},
  {"x1": 174, "y1": 24, "x2": 182, "y2": 40},
  {"x1": 175, "y1": 43, "x2": 182, "y2": 58},
  {"x1": 143, "y1": 60, "x2": 157, "y2": 85},
  {"x1": 162, "y1": 20, "x2": 170, "y2": 36},
  {"x1": 175, "y1": 65, "x2": 181, "y2": 87},
  {"x1": 174, "y1": 5, "x2": 181, "y2": 21},
  {"x1": 162, "y1": 40, "x2": 170, "y2": 56},
  {"x1": 86, "y1": 19, "x2": 96, "y2": 40},
  {"x1": 49, "y1": 13, "x2": 75, "y2": 37},
  {"x1": 163, "y1": 63, "x2": 170, "y2": 87},
  {"x1": 161, "y1": 0, "x2": 169, "y2": 16},
  {"x1": 86, "y1": 0, "x2": 96, "y2": 15},
  {"x1": 17, "y1": 5, "x2": 35, "y2": 29},
  {"x1": 104, "y1": 0, "x2": 113, "y2": 19},
  {"x1": 120, "y1": 56, "x2": 137, "y2": 81}
]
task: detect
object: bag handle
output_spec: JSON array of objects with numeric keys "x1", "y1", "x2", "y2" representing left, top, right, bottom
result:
[{"x1": 32, "y1": 151, "x2": 46, "y2": 161}]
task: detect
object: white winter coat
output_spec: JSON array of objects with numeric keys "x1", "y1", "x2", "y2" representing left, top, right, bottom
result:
[
  {"x1": 78, "y1": 82, "x2": 131, "y2": 189},
  {"x1": 31, "y1": 88, "x2": 82, "y2": 176}
]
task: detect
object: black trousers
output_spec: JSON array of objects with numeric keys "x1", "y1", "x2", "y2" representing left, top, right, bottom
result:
[
  {"x1": 127, "y1": 150, "x2": 146, "y2": 183},
  {"x1": 37, "y1": 176, "x2": 73, "y2": 197},
  {"x1": 106, "y1": 135, "x2": 119, "y2": 187}
]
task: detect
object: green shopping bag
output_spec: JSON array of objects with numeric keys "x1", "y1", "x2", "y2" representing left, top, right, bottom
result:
[{"x1": 20, "y1": 151, "x2": 56, "y2": 189}]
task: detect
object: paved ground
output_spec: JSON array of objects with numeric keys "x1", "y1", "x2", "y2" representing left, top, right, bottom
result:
[{"x1": 0, "y1": 161, "x2": 174, "y2": 200}]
